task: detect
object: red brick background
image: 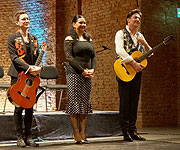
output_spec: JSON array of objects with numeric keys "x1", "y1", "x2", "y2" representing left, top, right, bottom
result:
[
  {"x1": 0, "y1": 0, "x2": 180, "y2": 127},
  {"x1": 140, "y1": 0, "x2": 179, "y2": 127},
  {"x1": 0, "y1": 0, "x2": 56, "y2": 111}
]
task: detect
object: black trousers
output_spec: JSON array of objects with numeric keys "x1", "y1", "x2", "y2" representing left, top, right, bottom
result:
[
  {"x1": 11, "y1": 77, "x2": 33, "y2": 137},
  {"x1": 117, "y1": 72, "x2": 142, "y2": 133}
]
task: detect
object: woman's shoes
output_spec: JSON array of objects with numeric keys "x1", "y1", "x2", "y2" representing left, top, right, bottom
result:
[
  {"x1": 73, "y1": 134, "x2": 89, "y2": 144},
  {"x1": 74, "y1": 140, "x2": 89, "y2": 144},
  {"x1": 82, "y1": 140, "x2": 89, "y2": 144},
  {"x1": 73, "y1": 134, "x2": 82, "y2": 144},
  {"x1": 74, "y1": 140, "x2": 82, "y2": 144}
]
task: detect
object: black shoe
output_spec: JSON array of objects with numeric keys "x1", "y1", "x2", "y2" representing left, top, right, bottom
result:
[
  {"x1": 82, "y1": 140, "x2": 89, "y2": 144},
  {"x1": 123, "y1": 133, "x2": 133, "y2": 142},
  {"x1": 25, "y1": 136, "x2": 39, "y2": 147},
  {"x1": 17, "y1": 137, "x2": 26, "y2": 147},
  {"x1": 74, "y1": 139, "x2": 82, "y2": 144},
  {"x1": 129, "y1": 132, "x2": 146, "y2": 141},
  {"x1": 73, "y1": 134, "x2": 82, "y2": 144},
  {"x1": 74, "y1": 141, "x2": 82, "y2": 144}
]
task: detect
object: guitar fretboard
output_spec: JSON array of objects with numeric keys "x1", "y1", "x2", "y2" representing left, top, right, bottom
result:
[
  {"x1": 136, "y1": 42, "x2": 165, "y2": 62},
  {"x1": 35, "y1": 50, "x2": 45, "y2": 66}
]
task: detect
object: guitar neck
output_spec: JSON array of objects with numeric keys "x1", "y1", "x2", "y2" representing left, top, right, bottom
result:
[
  {"x1": 27, "y1": 50, "x2": 44, "y2": 82},
  {"x1": 35, "y1": 50, "x2": 45, "y2": 66},
  {"x1": 136, "y1": 42, "x2": 165, "y2": 62}
]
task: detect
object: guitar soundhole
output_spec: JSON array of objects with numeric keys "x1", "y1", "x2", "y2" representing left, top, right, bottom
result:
[
  {"x1": 121, "y1": 64, "x2": 130, "y2": 75},
  {"x1": 26, "y1": 79, "x2": 33, "y2": 86}
]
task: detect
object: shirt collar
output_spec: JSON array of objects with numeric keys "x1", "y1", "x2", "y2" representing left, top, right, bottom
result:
[
  {"x1": 125, "y1": 25, "x2": 131, "y2": 33},
  {"x1": 126, "y1": 25, "x2": 140, "y2": 38}
]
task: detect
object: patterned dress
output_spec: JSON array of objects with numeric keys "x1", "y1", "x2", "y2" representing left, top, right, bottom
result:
[{"x1": 64, "y1": 39, "x2": 97, "y2": 114}]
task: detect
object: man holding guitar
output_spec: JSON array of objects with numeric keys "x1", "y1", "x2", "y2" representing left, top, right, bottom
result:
[
  {"x1": 115, "y1": 9, "x2": 151, "y2": 142},
  {"x1": 7, "y1": 10, "x2": 41, "y2": 147}
]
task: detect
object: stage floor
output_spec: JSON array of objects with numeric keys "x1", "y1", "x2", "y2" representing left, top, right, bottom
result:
[{"x1": 0, "y1": 127, "x2": 180, "y2": 150}]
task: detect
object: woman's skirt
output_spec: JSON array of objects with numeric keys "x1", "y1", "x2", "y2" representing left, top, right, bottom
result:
[{"x1": 65, "y1": 73, "x2": 93, "y2": 114}]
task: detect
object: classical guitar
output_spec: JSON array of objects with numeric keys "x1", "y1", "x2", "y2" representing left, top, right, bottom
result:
[
  {"x1": 7, "y1": 41, "x2": 47, "y2": 108},
  {"x1": 114, "y1": 36, "x2": 175, "y2": 82}
]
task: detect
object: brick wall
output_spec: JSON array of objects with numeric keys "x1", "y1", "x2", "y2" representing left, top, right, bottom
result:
[
  {"x1": 141, "y1": 0, "x2": 179, "y2": 126},
  {"x1": 75, "y1": 0, "x2": 180, "y2": 127},
  {"x1": 80, "y1": 0, "x2": 138, "y2": 111},
  {"x1": 0, "y1": 0, "x2": 56, "y2": 111},
  {"x1": 1, "y1": 0, "x2": 180, "y2": 127},
  {"x1": 47, "y1": 0, "x2": 180, "y2": 128},
  {"x1": 0, "y1": 0, "x2": 18, "y2": 112},
  {"x1": 56, "y1": 0, "x2": 78, "y2": 109},
  {"x1": 80, "y1": 1, "x2": 142, "y2": 127},
  {"x1": 177, "y1": 1, "x2": 180, "y2": 126}
]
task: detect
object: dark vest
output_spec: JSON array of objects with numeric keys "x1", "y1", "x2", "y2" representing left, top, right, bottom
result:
[{"x1": 123, "y1": 28, "x2": 144, "y2": 55}]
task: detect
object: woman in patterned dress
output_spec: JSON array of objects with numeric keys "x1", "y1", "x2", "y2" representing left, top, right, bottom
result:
[{"x1": 64, "y1": 15, "x2": 97, "y2": 144}]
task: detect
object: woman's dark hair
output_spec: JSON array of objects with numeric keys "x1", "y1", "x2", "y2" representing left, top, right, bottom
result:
[
  {"x1": 69, "y1": 15, "x2": 91, "y2": 41},
  {"x1": 126, "y1": 9, "x2": 142, "y2": 25},
  {"x1": 72, "y1": 15, "x2": 84, "y2": 24}
]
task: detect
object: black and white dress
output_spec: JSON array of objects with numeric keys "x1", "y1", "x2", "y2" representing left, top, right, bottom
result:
[{"x1": 64, "y1": 39, "x2": 97, "y2": 114}]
